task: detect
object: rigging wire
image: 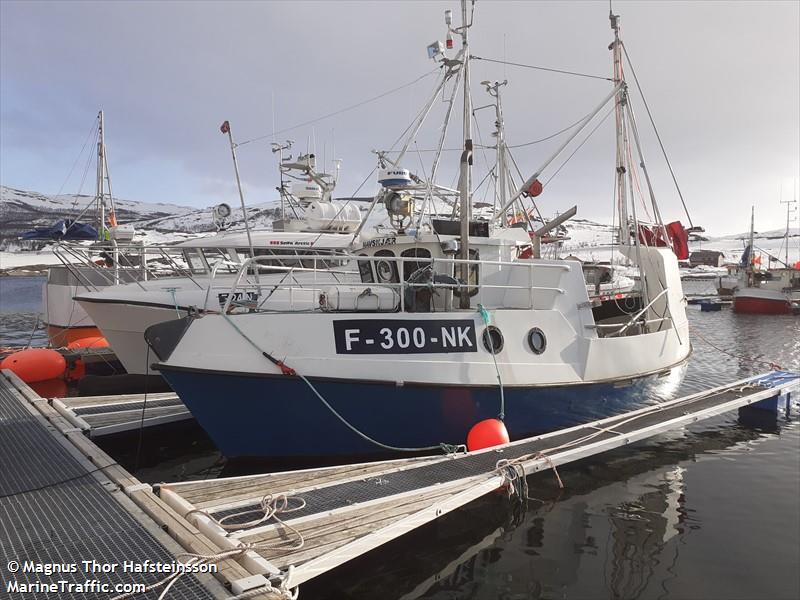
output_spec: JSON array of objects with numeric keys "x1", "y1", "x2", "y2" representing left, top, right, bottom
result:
[
  {"x1": 507, "y1": 107, "x2": 598, "y2": 148},
  {"x1": 472, "y1": 55, "x2": 613, "y2": 82},
  {"x1": 621, "y1": 41, "x2": 694, "y2": 228},
  {"x1": 380, "y1": 106, "x2": 602, "y2": 153},
  {"x1": 54, "y1": 116, "x2": 99, "y2": 202},
  {"x1": 543, "y1": 105, "x2": 615, "y2": 187},
  {"x1": 236, "y1": 68, "x2": 440, "y2": 148}
]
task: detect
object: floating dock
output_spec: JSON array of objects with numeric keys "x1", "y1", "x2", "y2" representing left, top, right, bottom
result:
[
  {"x1": 0, "y1": 371, "x2": 225, "y2": 599},
  {"x1": 54, "y1": 392, "x2": 192, "y2": 437},
  {"x1": 1, "y1": 368, "x2": 796, "y2": 598}
]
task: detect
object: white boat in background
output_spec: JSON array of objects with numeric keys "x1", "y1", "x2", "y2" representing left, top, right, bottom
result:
[
  {"x1": 20, "y1": 111, "x2": 130, "y2": 346},
  {"x1": 61, "y1": 144, "x2": 366, "y2": 370},
  {"x1": 73, "y1": 230, "x2": 358, "y2": 374},
  {"x1": 146, "y1": 2, "x2": 693, "y2": 459}
]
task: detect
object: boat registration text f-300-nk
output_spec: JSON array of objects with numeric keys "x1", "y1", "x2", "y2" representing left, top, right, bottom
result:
[{"x1": 333, "y1": 319, "x2": 477, "y2": 354}]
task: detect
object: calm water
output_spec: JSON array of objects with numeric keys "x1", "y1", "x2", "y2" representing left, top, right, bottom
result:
[
  {"x1": 2, "y1": 277, "x2": 799, "y2": 599},
  {"x1": 0, "y1": 276, "x2": 48, "y2": 346}
]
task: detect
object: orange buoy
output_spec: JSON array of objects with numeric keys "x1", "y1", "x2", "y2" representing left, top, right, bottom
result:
[
  {"x1": 67, "y1": 336, "x2": 109, "y2": 350},
  {"x1": 0, "y1": 348, "x2": 67, "y2": 383},
  {"x1": 29, "y1": 378, "x2": 68, "y2": 398},
  {"x1": 65, "y1": 358, "x2": 86, "y2": 382},
  {"x1": 467, "y1": 418, "x2": 510, "y2": 451}
]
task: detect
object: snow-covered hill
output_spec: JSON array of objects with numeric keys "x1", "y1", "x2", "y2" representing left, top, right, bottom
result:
[
  {"x1": 2, "y1": 184, "x2": 797, "y2": 271},
  {"x1": 0, "y1": 186, "x2": 201, "y2": 249}
]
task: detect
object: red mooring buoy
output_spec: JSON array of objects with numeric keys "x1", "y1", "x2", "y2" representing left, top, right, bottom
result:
[
  {"x1": 0, "y1": 348, "x2": 67, "y2": 383},
  {"x1": 467, "y1": 418, "x2": 510, "y2": 451},
  {"x1": 67, "y1": 336, "x2": 109, "y2": 350}
]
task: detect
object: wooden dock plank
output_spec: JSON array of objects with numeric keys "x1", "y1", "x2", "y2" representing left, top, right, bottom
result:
[{"x1": 187, "y1": 459, "x2": 448, "y2": 509}]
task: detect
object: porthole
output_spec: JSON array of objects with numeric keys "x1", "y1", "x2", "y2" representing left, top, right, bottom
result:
[
  {"x1": 482, "y1": 326, "x2": 504, "y2": 354},
  {"x1": 376, "y1": 260, "x2": 394, "y2": 282},
  {"x1": 527, "y1": 327, "x2": 546, "y2": 355}
]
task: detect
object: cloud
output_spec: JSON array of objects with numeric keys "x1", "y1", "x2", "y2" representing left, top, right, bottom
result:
[{"x1": 1, "y1": 0, "x2": 797, "y2": 234}]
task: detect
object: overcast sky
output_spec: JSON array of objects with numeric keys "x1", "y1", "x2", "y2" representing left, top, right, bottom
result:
[{"x1": 1, "y1": 0, "x2": 798, "y2": 234}]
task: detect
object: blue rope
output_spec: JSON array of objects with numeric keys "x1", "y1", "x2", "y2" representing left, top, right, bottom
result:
[
  {"x1": 165, "y1": 287, "x2": 181, "y2": 318},
  {"x1": 478, "y1": 304, "x2": 505, "y2": 420}
]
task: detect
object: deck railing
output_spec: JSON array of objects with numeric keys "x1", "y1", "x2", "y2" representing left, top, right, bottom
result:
[{"x1": 217, "y1": 253, "x2": 572, "y2": 313}]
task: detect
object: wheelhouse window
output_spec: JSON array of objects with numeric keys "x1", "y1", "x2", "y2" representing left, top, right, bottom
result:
[
  {"x1": 358, "y1": 253, "x2": 374, "y2": 283},
  {"x1": 400, "y1": 248, "x2": 432, "y2": 281},
  {"x1": 183, "y1": 248, "x2": 206, "y2": 274},
  {"x1": 455, "y1": 249, "x2": 480, "y2": 297},
  {"x1": 201, "y1": 248, "x2": 238, "y2": 273}
]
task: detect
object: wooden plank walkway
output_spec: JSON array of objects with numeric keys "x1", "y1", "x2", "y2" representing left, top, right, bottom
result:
[
  {"x1": 2, "y1": 368, "x2": 796, "y2": 598},
  {"x1": 157, "y1": 371, "x2": 798, "y2": 590},
  {"x1": 53, "y1": 392, "x2": 192, "y2": 437}
]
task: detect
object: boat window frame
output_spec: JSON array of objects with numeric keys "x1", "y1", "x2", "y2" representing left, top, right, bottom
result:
[
  {"x1": 400, "y1": 247, "x2": 432, "y2": 282},
  {"x1": 183, "y1": 248, "x2": 207, "y2": 275},
  {"x1": 375, "y1": 249, "x2": 399, "y2": 284}
]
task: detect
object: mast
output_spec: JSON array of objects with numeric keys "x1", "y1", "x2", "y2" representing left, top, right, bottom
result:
[
  {"x1": 96, "y1": 110, "x2": 106, "y2": 241},
  {"x1": 779, "y1": 183, "x2": 795, "y2": 267},
  {"x1": 486, "y1": 80, "x2": 508, "y2": 219},
  {"x1": 455, "y1": 0, "x2": 473, "y2": 308},
  {"x1": 749, "y1": 205, "x2": 755, "y2": 276},
  {"x1": 610, "y1": 11, "x2": 629, "y2": 247}
]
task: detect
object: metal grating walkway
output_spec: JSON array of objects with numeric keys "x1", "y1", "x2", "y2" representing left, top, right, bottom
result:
[
  {"x1": 0, "y1": 374, "x2": 218, "y2": 599},
  {"x1": 54, "y1": 392, "x2": 192, "y2": 437}
]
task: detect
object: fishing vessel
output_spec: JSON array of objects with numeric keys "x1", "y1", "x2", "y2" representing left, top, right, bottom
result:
[
  {"x1": 36, "y1": 111, "x2": 134, "y2": 346},
  {"x1": 729, "y1": 208, "x2": 800, "y2": 314},
  {"x1": 146, "y1": 2, "x2": 692, "y2": 458}
]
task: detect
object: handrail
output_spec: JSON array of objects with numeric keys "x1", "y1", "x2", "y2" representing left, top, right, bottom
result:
[
  {"x1": 608, "y1": 287, "x2": 670, "y2": 337},
  {"x1": 219, "y1": 253, "x2": 573, "y2": 313}
]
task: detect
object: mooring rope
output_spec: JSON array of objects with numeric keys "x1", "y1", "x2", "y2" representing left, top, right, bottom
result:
[
  {"x1": 111, "y1": 495, "x2": 306, "y2": 600},
  {"x1": 489, "y1": 372, "x2": 788, "y2": 498},
  {"x1": 220, "y1": 312, "x2": 457, "y2": 453},
  {"x1": 691, "y1": 328, "x2": 784, "y2": 371}
]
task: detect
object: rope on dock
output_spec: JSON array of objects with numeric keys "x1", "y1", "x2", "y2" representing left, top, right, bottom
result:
[{"x1": 489, "y1": 378, "x2": 774, "y2": 496}]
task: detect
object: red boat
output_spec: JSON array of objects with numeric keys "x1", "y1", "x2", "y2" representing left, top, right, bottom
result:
[{"x1": 733, "y1": 286, "x2": 795, "y2": 315}]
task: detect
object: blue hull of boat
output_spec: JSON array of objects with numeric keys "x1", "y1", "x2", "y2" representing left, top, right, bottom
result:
[{"x1": 158, "y1": 366, "x2": 685, "y2": 458}]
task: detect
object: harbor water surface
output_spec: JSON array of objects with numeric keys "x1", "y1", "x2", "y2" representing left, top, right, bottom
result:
[{"x1": 1, "y1": 276, "x2": 798, "y2": 599}]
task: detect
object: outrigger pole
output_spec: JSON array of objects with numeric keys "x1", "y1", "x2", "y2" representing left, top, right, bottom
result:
[
  {"x1": 491, "y1": 82, "x2": 623, "y2": 222},
  {"x1": 220, "y1": 120, "x2": 256, "y2": 262}
]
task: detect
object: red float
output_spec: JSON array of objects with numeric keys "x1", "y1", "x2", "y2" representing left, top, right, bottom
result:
[
  {"x1": 0, "y1": 348, "x2": 67, "y2": 383},
  {"x1": 466, "y1": 418, "x2": 510, "y2": 451},
  {"x1": 526, "y1": 179, "x2": 543, "y2": 197},
  {"x1": 67, "y1": 336, "x2": 109, "y2": 350}
]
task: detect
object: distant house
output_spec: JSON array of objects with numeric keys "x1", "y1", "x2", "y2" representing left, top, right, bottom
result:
[{"x1": 689, "y1": 250, "x2": 724, "y2": 267}]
